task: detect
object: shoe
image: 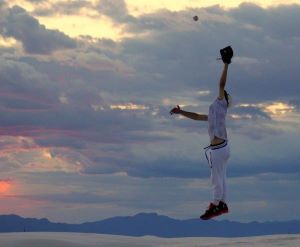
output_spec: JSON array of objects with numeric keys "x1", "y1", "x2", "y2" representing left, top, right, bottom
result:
[
  {"x1": 200, "y1": 203, "x2": 221, "y2": 220},
  {"x1": 218, "y1": 201, "x2": 229, "y2": 215}
]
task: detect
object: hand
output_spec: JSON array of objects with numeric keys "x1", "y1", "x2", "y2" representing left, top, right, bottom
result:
[{"x1": 170, "y1": 105, "x2": 181, "y2": 115}]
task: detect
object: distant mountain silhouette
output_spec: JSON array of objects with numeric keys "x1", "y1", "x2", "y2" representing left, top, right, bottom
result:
[{"x1": 1, "y1": 213, "x2": 300, "y2": 237}]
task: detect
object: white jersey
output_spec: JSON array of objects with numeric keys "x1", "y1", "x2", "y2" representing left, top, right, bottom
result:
[{"x1": 208, "y1": 98, "x2": 228, "y2": 142}]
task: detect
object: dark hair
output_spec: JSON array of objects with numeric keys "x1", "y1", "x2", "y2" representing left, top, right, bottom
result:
[{"x1": 224, "y1": 90, "x2": 229, "y2": 107}]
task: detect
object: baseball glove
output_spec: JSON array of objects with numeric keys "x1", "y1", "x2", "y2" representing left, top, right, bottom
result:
[{"x1": 220, "y1": 46, "x2": 234, "y2": 64}]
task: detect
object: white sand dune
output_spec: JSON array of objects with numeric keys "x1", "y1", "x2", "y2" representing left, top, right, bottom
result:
[{"x1": 0, "y1": 232, "x2": 300, "y2": 247}]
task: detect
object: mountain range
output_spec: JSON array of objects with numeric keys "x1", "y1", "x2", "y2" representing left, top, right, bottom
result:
[{"x1": 0, "y1": 213, "x2": 300, "y2": 238}]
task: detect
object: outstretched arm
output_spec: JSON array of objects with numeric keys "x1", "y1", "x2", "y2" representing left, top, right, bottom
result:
[
  {"x1": 180, "y1": 110, "x2": 208, "y2": 121},
  {"x1": 170, "y1": 105, "x2": 208, "y2": 121},
  {"x1": 218, "y1": 63, "x2": 229, "y2": 100}
]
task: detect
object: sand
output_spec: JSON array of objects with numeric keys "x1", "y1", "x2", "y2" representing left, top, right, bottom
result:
[{"x1": 0, "y1": 232, "x2": 299, "y2": 247}]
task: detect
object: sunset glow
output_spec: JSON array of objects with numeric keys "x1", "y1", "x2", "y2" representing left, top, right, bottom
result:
[
  {"x1": 0, "y1": 180, "x2": 12, "y2": 194},
  {"x1": 264, "y1": 102, "x2": 295, "y2": 115},
  {"x1": 110, "y1": 103, "x2": 149, "y2": 110},
  {"x1": 238, "y1": 102, "x2": 296, "y2": 117}
]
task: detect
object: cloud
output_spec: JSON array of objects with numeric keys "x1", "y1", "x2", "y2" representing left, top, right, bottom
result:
[
  {"x1": 5, "y1": 171, "x2": 300, "y2": 222},
  {"x1": 1, "y1": 1, "x2": 300, "y2": 225},
  {"x1": 25, "y1": 0, "x2": 48, "y2": 3},
  {"x1": 120, "y1": 3, "x2": 300, "y2": 103},
  {"x1": 33, "y1": 0, "x2": 93, "y2": 16},
  {"x1": 0, "y1": 5, "x2": 76, "y2": 54},
  {"x1": 96, "y1": 0, "x2": 135, "y2": 23},
  {"x1": 11, "y1": 191, "x2": 114, "y2": 204},
  {"x1": 230, "y1": 104, "x2": 272, "y2": 120},
  {"x1": 230, "y1": 2, "x2": 300, "y2": 39},
  {"x1": 0, "y1": 57, "x2": 54, "y2": 94},
  {"x1": 82, "y1": 156, "x2": 207, "y2": 179},
  {"x1": 0, "y1": 3, "x2": 299, "y2": 182}
]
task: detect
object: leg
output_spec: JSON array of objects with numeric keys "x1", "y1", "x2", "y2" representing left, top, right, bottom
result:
[
  {"x1": 221, "y1": 164, "x2": 227, "y2": 203},
  {"x1": 211, "y1": 146, "x2": 230, "y2": 204},
  {"x1": 201, "y1": 146, "x2": 230, "y2": 220},
  {"x1": 221, "y1": 145, "x2": 230, "y2": 203},
  {"x1": 210, "y1": 150, "x2": 225, "y2": 205},
  {"x1": 200, "y1": 151, "x2": 226, "y2": 220}
]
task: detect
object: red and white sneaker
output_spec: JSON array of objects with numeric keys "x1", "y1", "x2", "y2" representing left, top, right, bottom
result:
[
  {"x1": 218, "y1": 201, "x2": 229, "y2": 215},
  {"x1": 200, "y1": 202, "x2": 229, "y2": 220},
  {"x1": 200, "y1": 203, "x2": 221, "y2": 220}
]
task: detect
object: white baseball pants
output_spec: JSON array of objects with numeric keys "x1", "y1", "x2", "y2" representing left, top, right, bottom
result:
[{"x1": 205, "y1": 141, "x2": 230, "y2": 205}]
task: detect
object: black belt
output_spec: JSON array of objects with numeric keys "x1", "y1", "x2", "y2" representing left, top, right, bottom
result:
[
  {"x1": 204, "y1": 140, "x2": 227, "y2": 150},
  {"x1": 204, "y1": 140, "x2": 228, "y2": 168}
]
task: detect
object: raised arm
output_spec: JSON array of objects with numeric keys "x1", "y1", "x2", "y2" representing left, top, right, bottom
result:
[
  {"x1": 170, "y1": 105, "x2": 208, "y2": 121},
  {"x1": 218, "y1": 63, "x2": 229, "y2": 100}
]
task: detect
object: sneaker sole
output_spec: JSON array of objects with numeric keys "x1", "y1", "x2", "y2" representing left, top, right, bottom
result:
[
  {"x1": 200, "y1": 210, "x2": 229, "y2": 220},
  {"x1": 219, "y1": 209, "x2": 229, "y2": 214}
]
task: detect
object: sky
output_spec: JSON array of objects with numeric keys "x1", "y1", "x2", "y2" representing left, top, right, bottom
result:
[{"x1": 0, "y1": 0, "x2": 300, "y2": 224}]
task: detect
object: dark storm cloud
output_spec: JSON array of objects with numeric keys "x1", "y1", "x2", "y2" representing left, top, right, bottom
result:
[
  {"x1": 0, "y1": 57, "x2": 58, "y2": 105},
  {"x1": 0, "y1": 5, "x2": 76, "y2": 54},
  {"x1": 0, "y1": 57, "x2": 58, "y2": 106}
]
